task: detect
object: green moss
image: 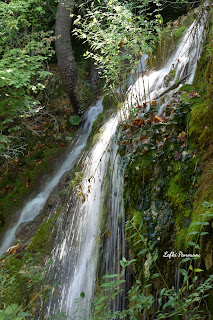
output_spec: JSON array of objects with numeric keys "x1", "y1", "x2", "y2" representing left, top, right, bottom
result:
[
  {"x1": 99, "y1": 168, "x2": 110, "y2": 234},
  {"x1": 151, "y1": 9, "x2": 195, "y2": 69},
  {"x1": 189, "y1": 101, "x2": 210, "y2": 147},
  {"x1": 28, "y1": 218, "x2": 54, "y2": 254},
  {"x1": 0, "y1": 144, "x2": 60, "y2": 236},
  {"x1": 188, "y1": 13, "x2": 213, "y2": 151},
  {"x1": 123, "y1": 152, "x2": 154, "y2": 210},
  {"x1": 176, "y1": 227, "x2": 188, "y2": 249},
  {"x1": 179, "y1": 84, "x2": 194, "y2": 93},
  {"x1": 168, "y1": 175, "x2": 186, "y2": 208},
  {"x1": 181, "y1": 14, "x2": 213, "y2": 247},
  {"x1": 69, "y1": 171, "x2": 83, "y2": 193},
  {"x1": 132, "y1": 209, "x2": 143, "y2": 226},
  {"x1": 184, "y1": 152, "x2": 213, "y2": 247},
  {"x1": 81, "y1": 84, "x2": 95, "y2": 109},
  {"x1": 102, "y1": 92, "x2": 119, "y2": 110},
  {"x1": 189, "y1": 62, "x2": 213, "y2": 151},
  {"x1": 86, "y1": 101, "x2": 119, "y2": 153},
  {"x1": 167, "y1": 174, "x2": 192, "y2": 239},
  {"x1": 0, "y1": 250, "x2": 43, "y2": 309},
  {"x1": 167, "y1": 151, "x2": 200, "y2": 248},
  {"x1": 173, "y1": 26, "x2": 187, "y2": 40}
]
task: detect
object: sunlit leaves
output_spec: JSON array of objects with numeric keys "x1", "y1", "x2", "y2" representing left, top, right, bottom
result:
[
  {"x1": 0, "y1": 0, "x2": 55, "y2": 158},
  {"x1": 73, "y1": 0, "x2": 158, "y2": 93}
]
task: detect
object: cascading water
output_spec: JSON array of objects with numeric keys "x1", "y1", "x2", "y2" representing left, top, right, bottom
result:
[
  {"x1": 46, "y1": 115, "x2": 122, "y2": 318},
  {"x1": 127, "y1": 6, "x2": 208, "y2": 114},
  {"x1": 0, "y1": 4, "x2": 208, "y2": 318},
  {"x1": 100, "y1": 147, "x2": 126, "y2": 313},
  {"x1": 46, "y1": 8, "x2": 209, "y2": 319},
  {"x1": 0, "y1": 100, "x2": 103, "y2": 256}
]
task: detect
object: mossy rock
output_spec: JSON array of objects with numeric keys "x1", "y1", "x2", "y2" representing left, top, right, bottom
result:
[
  {"x1": 28, "y1": 218, "x2": 54, "y2": 254},
  {"x1": 151, "y1": 9, "x2": 194, "y2": 69},
  {"x1": 0, "y1": 143, "x2": 61, "y2": 237},
  {"x1": 81, "y1": 84, "x2": 95, "y2": 109},
  {"x1": 102, "y1": 92, "x2": 119, "y2": 110},
  {"x1": 173, "y1": 26, "x2": 187, "y2": 40},
  {"x1": 177, "y1": 17, "x2": 213, "y2": 248},
  {"x1": 123, "y1": 152, "x2": 155, "y2": 210},
  {"x1": 0, "y1": 251, "x2": 43, "y2": 307},
  {"x1": 86, "y1": 99, "x2": 119, "y2": 152},
  {"x1": 179, "y1": 84, "x2": 194, "y2": 93}
]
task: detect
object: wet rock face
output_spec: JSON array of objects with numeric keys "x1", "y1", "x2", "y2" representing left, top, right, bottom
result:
[
  {"x1": 204, "y1": 240, "x2": 213, "y2": 271},
  {"x1": 15, "y1": 175, "x2": 70, "y2": 249},
  {"x1": 15, "y1": 218, "x2": 42, "y2": 244}
]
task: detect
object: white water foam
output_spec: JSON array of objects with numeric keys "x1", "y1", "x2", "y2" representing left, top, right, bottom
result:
[{"x1": 46, "y1": 12, "x2": 209, "y2": 318}]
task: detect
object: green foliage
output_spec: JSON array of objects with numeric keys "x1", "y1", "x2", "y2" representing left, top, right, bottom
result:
[
  {"x1": 0, "y1": 303, "x2": 31, "y2": 320},
  {"x1": 89, "y1": 258, "x2": 135, "y2": 320},
  {"x1": 102, "y1": 93, "x2": 118, "y2": 110},
  {"x1": 0, "y1": 251, "x2": 45, "y2": 317},
  {"x1": 0, "y1": 218, "x2": 59, "y2": 318},
  {"x1": 69, "y1": 115, "x2": 82, "y2": 126},
  {"x1": 85, "y1": 214, "x2": 213, "y2": 320},
  {"x1": 0, "y1": 0, "x2": 55, "y2": 158},
  {"x1": 0, "y1": 143, "x2": 59, "y2": 230},
  {"x1": 73, "y1": 0, "x2": 158, "y2": 96},
  {"x1": 185, "y1": 15, "x2": 213, "y2": 246},
  {"x1": 118, "y1": 96, "x2": 199, "y2": 249},
  {"x1": 28, "y1": 218, "x2": 54, "y2": 254},
  {"x1": 173, "y1": 26, "x2": 187, "y2": 40}
]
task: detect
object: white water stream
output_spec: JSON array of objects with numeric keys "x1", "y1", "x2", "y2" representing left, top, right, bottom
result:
[
  {"x1": 127, "y1": 7, "x2": 208, "y2": 114},
  {"x1": 46, "y1": 115, "x2": 123, "y2": 318},
  {"x1": 0, "y1": 5, "x2": 209, "y2": 319},
  {"x1": 0, "y1": 100, "x2": 103, "y2": 256},
  {"x1": 46, "y1": 8, "x2": 208, "y2": 319}
]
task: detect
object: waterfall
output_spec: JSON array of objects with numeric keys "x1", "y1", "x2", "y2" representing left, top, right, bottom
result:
[
  {"x1": 46, "y1": 115, "x2": 123, "y2": 318},
  {"x1": 100, "y1": 148, "x2": 126, "y2": 312},
  {"x1": 46, "y1": 8, "x2": 209, "y2": 319},
  {"x1": 0, "y1": 100, "x2": 103, "y2": 256},
  {"x1": 126, "y1": 6, "x2": 208, "y2": 114},
  {"x1": 0, "y1": 4, "x2": 209, "y2": 319}
]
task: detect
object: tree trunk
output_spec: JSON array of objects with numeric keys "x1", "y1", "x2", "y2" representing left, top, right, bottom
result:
[
  {"x1": 55, "y1": 0, "x2": 81, "y2": 114},
  {"x1": 90, "y1": 58, "x2": 100, "y2": 91}
]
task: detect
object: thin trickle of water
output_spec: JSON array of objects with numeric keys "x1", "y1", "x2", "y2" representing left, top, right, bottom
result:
[
  {"x1": 175, "y1": 263, "x2": 181, "y2": 293},
  {"x1": 0, "y1": 100, "x2": 103, "y2": 256}
]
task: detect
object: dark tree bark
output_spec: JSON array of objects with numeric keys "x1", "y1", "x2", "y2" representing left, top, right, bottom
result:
[
  {"x1": 90, "y1": 56, "x2": 100, "y2": 91},
  {"x1": 55, "y1": 0, "x2": 81, "y2": 114}
]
